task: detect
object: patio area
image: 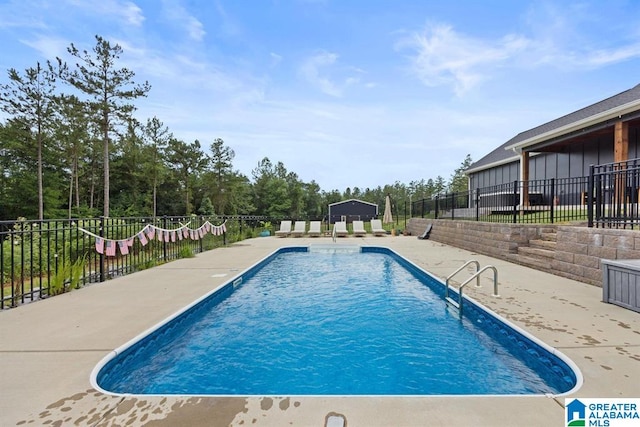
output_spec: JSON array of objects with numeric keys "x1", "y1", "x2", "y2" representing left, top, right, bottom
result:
[{"x1": 1, "y1": 235, "x2": 638, "y2": 426}]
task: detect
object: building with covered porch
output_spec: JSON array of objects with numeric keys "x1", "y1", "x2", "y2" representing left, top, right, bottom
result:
[{"x1": 466, "y1": 83, "x2": 640, "y2": 209}]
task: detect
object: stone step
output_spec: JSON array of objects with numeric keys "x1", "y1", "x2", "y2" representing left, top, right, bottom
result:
[
  {"x1": 517, "y1": 246, "x2": 555, "y2": 259},
  {"x1": 505, "y1": 253, "x2": 555, "y2": 271},
  {"x1": 529, "y1": 239, "x2": 557, "y2": 250}
]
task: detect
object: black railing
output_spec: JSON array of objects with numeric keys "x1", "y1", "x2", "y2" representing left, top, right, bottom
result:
[
  {"x1": 413, "y1": 160, "x2": 640, "y2": 228},
  {"x1": 0, "y1": 215, "x2": 268, "y2": 309},
  {"x1": 589, "y1": 159, "x2": 640, "y2": 229},
  {"x1": 412, "y1": 177, "x2": 591, "y2": 225}
]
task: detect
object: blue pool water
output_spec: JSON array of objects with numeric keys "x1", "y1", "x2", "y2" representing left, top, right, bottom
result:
[{"x1": 94, "y1": 246, "x2": 580, "y2": 395}]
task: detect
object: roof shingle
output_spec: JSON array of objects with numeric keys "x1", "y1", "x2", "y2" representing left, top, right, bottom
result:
[{"x1": 467, "y1": 83, "x2": 640, "y2": 173}]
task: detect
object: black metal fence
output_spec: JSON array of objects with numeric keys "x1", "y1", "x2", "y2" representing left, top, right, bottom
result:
[
  {"x1": 0, "y1": 215, "x2": 268, "y2": 309},
  {"x1": 6, "y1": 160, "x2": 639, "y2": 309},
  {"x1": 412, "y1": 177, "x2": 590, "y2": 224},
  {"x1": 413, "y1": 159, "x2": 640, "y2": 229},
  {"x1": 589, "y1": 159, "x2": 640, "y2": 228}
]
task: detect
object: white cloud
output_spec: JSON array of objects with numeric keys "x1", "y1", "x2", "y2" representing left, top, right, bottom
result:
[
  {"x1": 1, "y1": 0, "x2": 143, "y2": 30},
  {"x1": 0, "y1": 0, "x2": 48, "y2": 29},
  {"x1": 269, "y1": 52, "x2": 283, "y2": 68},
  {"x1": 396, "y1": 23, "x2": 529, "y2": 96},
  {"x1": 160, "y1": 0, "x2": 205, "y2": 42},
  {"x1": 299, "y1": 51, "x2": 342, "y2": 97},
  {"x1": 298, "y1": 51, "x2": 362, "y2": 97},
  {"x1": 20, "y1": 34, "x2": 70, "y2": 60},
  {"x1": 585, "y1": 44, "x2": 640, "y2": 67},
  {"x1": 120, "y1": 1, "x2": 145, "y2": 26},
  {"x1": 398, "y1": 8, "x2": 640, "y2": 96},
  {"x1": 213, "y1": 0, "x2": 242, "y2": 39},
  {"x1": 66, "y1": 0, "x2": 144, "y2": 27},
  {"x1": 518, "y1": 2, "x2": 640, "y2": 70}
]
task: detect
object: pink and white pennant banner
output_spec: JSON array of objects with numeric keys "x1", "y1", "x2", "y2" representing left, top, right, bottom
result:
[
  {"x1": 95, "y1": 237, "x2": 104, "y2": 254},
  {"x1": 105, "y1": 240, "x2": 117, "y2": 257},
  {"x1": 138, "y1": 231, "x2": 148, "y2": 246},
  {"x1": 118, "y1": 240, "x2": 129, "y2": 255}
]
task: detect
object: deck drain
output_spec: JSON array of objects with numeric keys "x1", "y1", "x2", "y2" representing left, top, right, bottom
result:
[{"x1": 325, "y1": 412, "x2": 346, "y2": 427}]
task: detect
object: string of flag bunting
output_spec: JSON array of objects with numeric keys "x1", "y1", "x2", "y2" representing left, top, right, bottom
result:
[{"x1": 77, "y1": 220, "x2": 227, "y2": 257}]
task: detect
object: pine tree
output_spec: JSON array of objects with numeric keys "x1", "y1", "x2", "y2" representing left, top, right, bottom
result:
[
  {"x1": 166, "y1": 138, "x2": 208, "y2": 214},
  {"x1": 0, "y1": 62, "x2": 58, "y2": 219},
  {"x1": 449, "y1": 154, "x2": 473, "y2": 193},
  {"x1": 143, "y1": 117, "x2": 171, "y2": 217},
  {"x1": 209, "y1": 138, "x2": 235, "y2": 215},
  {"x1": 61, "y1": 35, "x2": 150, "y2": 217}
]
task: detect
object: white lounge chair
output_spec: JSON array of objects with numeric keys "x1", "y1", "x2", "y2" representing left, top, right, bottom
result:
[
  {"x1": 307, "y1": 221, "x2": 322, "y2": 237},
  {"x1": 352, "y1": 220, "x2": 367, "y2": 237},
  {"x1": 334, "y1": 221, "x2": 349, "y2": 237},
  {"x1": 370, "y1": 219, "x2": 386, "y2": 236},
  {"x1": 275, "y1": 220, "x2": 292, "y2": 237},
  {"x1": 291, "y1": 221, "x2": 306, "y2": 237}
]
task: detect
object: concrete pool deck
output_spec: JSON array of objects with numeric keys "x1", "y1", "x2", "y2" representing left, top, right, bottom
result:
[{"x1": 1, "y1": 235, "x2": 639, "y2": 426}]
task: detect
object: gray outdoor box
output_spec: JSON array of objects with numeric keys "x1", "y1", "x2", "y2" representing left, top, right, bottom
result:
[{"x1": 601, "y1": 259, "x2": 640, "y2": 313}]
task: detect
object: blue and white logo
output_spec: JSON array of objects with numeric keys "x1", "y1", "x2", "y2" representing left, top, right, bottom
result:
[
  {"x1": 566, "y1": 399, "x2": 586, "y2": 426},
  {"x1": 566, "y1": 398, "x2": 640, "y2": 427}
]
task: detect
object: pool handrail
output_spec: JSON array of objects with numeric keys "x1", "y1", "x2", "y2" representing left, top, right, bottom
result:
[
  {"x1": 445, "y1": 260, "x2": 480, "y2": 300},
  {"x1": 445, "y1": 261, "x2": 500, "y2": 318}
]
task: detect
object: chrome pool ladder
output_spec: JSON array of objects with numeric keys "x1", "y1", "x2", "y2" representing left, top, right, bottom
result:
[{"x1": 445, "y1": 260, "x2": 500, "y2": 317}]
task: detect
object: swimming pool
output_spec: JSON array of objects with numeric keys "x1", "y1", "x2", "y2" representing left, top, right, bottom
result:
[{"x1": 92, "y1": 245, "x2": 581, "y2": 396}]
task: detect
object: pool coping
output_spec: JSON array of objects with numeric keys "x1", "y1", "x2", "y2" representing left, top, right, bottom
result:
[{"x1": 2, "y1": 236, "x2": 639, "y2": 426}]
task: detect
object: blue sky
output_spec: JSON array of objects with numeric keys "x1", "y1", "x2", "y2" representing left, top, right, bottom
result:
[{"x1": 1, "y1": 0, "x2": 639, "y2": 191}]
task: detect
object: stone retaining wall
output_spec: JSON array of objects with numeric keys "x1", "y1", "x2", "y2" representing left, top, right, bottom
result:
[{"x1": 407, "y1": 218, "x2": 640, "y2": 286}]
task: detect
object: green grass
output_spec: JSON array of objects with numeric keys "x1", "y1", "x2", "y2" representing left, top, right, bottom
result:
[{"x1": 478, "y1": 210, "x2": 589, "y2": 224}]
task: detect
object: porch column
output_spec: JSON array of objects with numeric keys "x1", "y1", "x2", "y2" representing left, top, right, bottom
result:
[
  {"x1": 614, "y1": 120, "x2": 629, "y2": 163},
  {"x1": 614, "y1": 121, "x2": 629, "y2": 204},
  {"x1": 520, "y1": 151, "x2": 530, "y2": 208}
]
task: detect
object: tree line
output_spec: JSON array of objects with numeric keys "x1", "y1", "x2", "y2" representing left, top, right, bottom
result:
[{"x1": 0, "y1": 35, "x2": 472, "y2": 221}]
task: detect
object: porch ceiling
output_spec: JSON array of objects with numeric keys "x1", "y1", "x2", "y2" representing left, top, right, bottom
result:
[{"x1": 524, "y1": 116, "x2": 640, "y2": 154}]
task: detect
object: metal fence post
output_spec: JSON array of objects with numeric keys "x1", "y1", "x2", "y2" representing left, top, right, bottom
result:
[
  {"x1": 99, "y1": 216, "x2": 105, "y2": 282},
  {"x1": 475, "y1": 188, "x2": 480, "y2": 221},
  {"x1": 435, "y1": 196, "x2": 439, "y2": 219},
  {"x1": 550, "y1": 178, "x2": 555, "y2": 224},
  {"x1": 404, "y1": 200, "x2": 407, "y2": 228},
  {"x1": 0, "y1": 234, "x2": 4, "y2": 308},
  {"x1": 595, "y1": 169, "x2": 603, "y2": 225},
  {"x1": 450, "y1": 193, "x2": 455, "y2": 220},
  {"x1": 10, "y1": 228, "x2": 16, "y2": 306},
  {"x1": 587, "y1": 165, "x2": 594, "y2": 227},
  {"x1": 162, "y1": 216, "x2": 168, "y2": 261},
  {"x1": 199, "y1": 216, "x2": 204, "y2": 253},
  {"x1": 512, "y1": 181, "x2": 518, "y2": 224}
]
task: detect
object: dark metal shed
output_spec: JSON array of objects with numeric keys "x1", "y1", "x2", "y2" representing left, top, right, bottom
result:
[{"x1": 328, "y1": 199, "x2": 378, "y2": 224}]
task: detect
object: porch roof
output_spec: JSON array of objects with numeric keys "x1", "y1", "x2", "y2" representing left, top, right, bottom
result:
[{"x1": 466, "y1": 83, "x2": 640, "y2": 175}]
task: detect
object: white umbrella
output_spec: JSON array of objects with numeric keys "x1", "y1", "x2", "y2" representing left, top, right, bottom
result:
[{"x1": 383, "y1": 195, "x2": 393, "y2": 224}]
